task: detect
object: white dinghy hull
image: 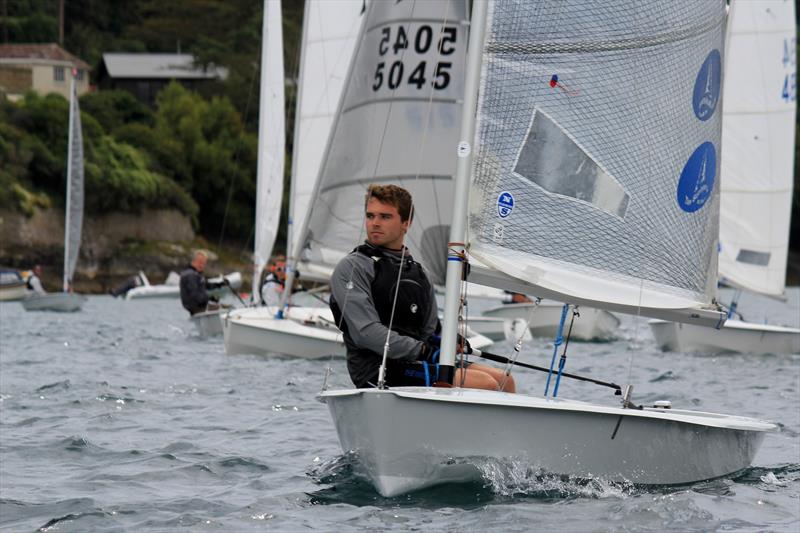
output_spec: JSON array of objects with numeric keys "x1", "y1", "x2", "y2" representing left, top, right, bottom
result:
[
  {"x1": 320, "y1": 387, "x2": 774, "y2": 497},
  {"x1": 483, "y1": 302, "x2": 620, "y2": 342},
  {"x1": 190, "y1": 309, "x2": 225, "y2": 337},
  {"x1": 125, "y1": 285, "x2": 180, "y2": 300},
  {"x1": 223, "y1": 306, "x2": 347, "y2": 358},
  {"x1": 21, "y1": 292, "x2": 86, "y2": 312},
  {"x1": 649, "y1": 319, "x2": 800, "y2": 354},
  {"x1": 223, "y1": 306, "x2": 495, "y2": 358}
]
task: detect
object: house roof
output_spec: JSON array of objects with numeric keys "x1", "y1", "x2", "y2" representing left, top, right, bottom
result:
[
  {"x1": 101, "y1": 53, "x2": 228, "y2": 80},
  {"x1": 0, "y1": 43, "x2": 91, "y2": 69}
]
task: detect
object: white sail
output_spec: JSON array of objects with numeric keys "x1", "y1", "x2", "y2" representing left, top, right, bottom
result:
[
  {"x1": 63, "y1": 73, "x2": 84, "y2": 291},
  {"x1": 466, "y1": 0, "x2": 728, "y2": 325},
  {"x1": 288, "y1": 0, "x2": 365, "y2": 261},
  {"x1": 297, "y1": 0, "x2": 469, "y2": 286},
  {"x1": 253, "y1": 0, "x2": 286, "y2": 301},
  {"x1": 718, "y1": 0, "x2": 796, "y2": 297}
]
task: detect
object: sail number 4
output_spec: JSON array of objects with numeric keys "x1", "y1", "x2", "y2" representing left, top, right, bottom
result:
[
  {"x1": 782, "y1": 37, "x2": 796, "y2": 102},
  {"x1": 372, "y1": 24, "x2": 458, "y2": 92}
]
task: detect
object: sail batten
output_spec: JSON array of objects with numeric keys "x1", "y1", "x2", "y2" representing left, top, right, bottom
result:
[{"x1": 468, "y1": 0, "x2": 727, "y2": 322}]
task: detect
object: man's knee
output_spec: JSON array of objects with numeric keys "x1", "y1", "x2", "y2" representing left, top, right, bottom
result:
[{"x1": 459, "y1": 368, "x2": 499, "y2": 390}]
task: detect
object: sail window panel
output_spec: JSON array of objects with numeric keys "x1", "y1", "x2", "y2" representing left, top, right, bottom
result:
[
  {"x1": 735, "y1": 250, "x2": 770, "y2": 266},
  {"x1": 513, "y1": 109, "x2": 629, "y2": 218}
]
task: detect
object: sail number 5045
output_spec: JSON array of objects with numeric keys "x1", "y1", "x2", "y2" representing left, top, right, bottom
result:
[{"x1": 372, "y1": 24, "x2": 458, "y2": 92}]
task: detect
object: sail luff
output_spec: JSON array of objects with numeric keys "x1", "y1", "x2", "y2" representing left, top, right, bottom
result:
[
  {"x1": 253, "y1": 0, "x2": 286, "y2": 303},
  {"x1": 440, "y1": 0, "x2": 488, "y2": 368},
  {"x1": 63, "y1": 72, "x2": 84, "y2": 292}
]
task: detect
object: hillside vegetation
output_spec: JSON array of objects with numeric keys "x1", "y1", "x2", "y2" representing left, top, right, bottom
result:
[
  {"x1": 1, "y1": 1, "x2": 798, "y2": 258},
  {"x1": 1, "y1": 0, "x2": 304, "y2": 248}
]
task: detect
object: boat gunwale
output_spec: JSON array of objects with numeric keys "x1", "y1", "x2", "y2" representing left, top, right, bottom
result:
[{"x1": 319, "y1": 387, "x2": 777, "y2": 432}]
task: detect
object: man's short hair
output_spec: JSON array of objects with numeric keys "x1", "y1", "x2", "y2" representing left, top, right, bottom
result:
[
  {"x1": 192, "y1": 250, "x2": 208, "y2": 261},
  {"x1": 365, "y1": 184, "x2": 414, "y2": 222}
]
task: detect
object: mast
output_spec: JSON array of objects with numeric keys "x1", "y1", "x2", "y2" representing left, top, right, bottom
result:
[
  {"x1": 63, "y1": 72, "x2": 75, "y2": 292},
  {"x1": 439, "y1": 0, "x2": 488, "y2": 373}
]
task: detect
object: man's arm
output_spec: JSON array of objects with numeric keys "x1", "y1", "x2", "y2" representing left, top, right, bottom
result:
[{"x1": 331, "y1": 255, "x2": 423, "y2": 361}]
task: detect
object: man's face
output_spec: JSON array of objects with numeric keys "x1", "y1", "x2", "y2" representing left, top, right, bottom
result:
[
  {"x1": 365, "y1": 198, "x2": 409, "y2": 249},
  {"x1": 192, "y1": 255, "x2": 207, "y2": 272}
]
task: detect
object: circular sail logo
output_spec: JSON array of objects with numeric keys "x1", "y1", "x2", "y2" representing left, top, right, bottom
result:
[
  {"x1": 693, "y1": 49, "x2": 721, "y2": 121},
  {"x1": 497, "y1": 191, "x2": 514, "y2": 218},
  {"x1": 677, "y1": 142, "x2": 716, "y2": 213}
]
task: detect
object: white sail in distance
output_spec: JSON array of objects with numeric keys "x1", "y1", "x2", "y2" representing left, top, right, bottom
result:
[
  {"x1": 467, "y1": 0, "x2": 727, "y2": 325},
  {"x1": 63, "y1": 72, "x2": 84, "y2": 292},
  {"x1": 253, "y1": 0, "x2": 286, "y2": 301},
  {"x1": 297, "y1": 0, "x2": 469, "y2": 285},
  {"x1": 288, "y1": 0, "x2": 365, "y2": 265},
  {"x1": 718, "y1": 0, "x2": 796, "y2": 297}
]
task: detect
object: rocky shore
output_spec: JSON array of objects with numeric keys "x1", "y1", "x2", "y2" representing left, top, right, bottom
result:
[{"x1": 0, "y1": 208, "x2": 252, "y2": 294}]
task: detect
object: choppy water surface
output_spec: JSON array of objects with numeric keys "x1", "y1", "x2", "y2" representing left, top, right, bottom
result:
[{"x1": 1, "y1": 289, "x2": 798, "y2": 532}]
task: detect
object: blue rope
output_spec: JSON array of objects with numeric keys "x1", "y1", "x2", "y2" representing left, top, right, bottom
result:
[
  {"x1": 727, "y1": 289, "x2": 741, "y2": 319},
  {"x1": 544, "y1": 303, "x2": 569, "y2": 396}
]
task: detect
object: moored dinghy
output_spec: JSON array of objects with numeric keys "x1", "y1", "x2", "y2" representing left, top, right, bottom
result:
[
  {"x1": 22, "y1": 69, "x2": 86, "y2": 313},
  {"x1": 483, "y1": 300, "x2": 620, "y2": 341},
  {"x1": 319, "y1": 0, "x2": 776, "y2": 496},
  {"x1": 649, "y1": 0, "x2": 799, "y2": 354}
]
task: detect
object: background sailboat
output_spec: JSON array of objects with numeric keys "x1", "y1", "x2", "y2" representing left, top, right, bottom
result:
[
  {"x1": 197, "y1": 0, "x2": 285, "y2": 338},
  {"x1": 650, "y1": 0, "x2": 799, "y2": 354},
  {"x1": 22, "y1": 69, "x2": 87, "y2": 313},
  {"x1": 319, "y1": 0, "x2": 775, "y2": 497},
  {"x1": 223, "y1": 0, "x2": 365, "y2": 356},
  {"x1": 224, "y1": 0, "x2": 499, "y2": 357}
]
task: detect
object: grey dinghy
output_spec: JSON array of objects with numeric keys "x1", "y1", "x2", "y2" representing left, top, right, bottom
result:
[{"x1": 319, "y1": 387, "x2": 775, "y2": 497}]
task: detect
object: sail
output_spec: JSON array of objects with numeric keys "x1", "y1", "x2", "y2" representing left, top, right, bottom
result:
[
  {"x1": 288, "y1": 0, "x2": 365, "y2": 262},
  {"x1": 467, "y1": 0, "x2": 727, "y2": 323},
  {"x1": 299, "y1": 0, "x2": 469, "y2": 285},
  {"x1": 63, "y1": 73, "x2": 84, "y2": 291},
  {"x1": 718, "y1": 0, "x2": 796, "y2": 297},
  {"x1": 253, "y1": 0, "x2": 286, "y2": 300}
]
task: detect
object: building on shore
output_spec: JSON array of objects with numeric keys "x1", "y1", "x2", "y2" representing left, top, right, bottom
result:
[
  {"x1": 97, "y1": 53, "x2": 228, "y2": 106},
  {"x1": 0, "y1": 43, "x2": 91, "y2": 101}
]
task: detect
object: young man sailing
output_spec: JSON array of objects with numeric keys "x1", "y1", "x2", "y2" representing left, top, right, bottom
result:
[{"x1": 330, "y1": 184, "x2": 515, "y2": 392}]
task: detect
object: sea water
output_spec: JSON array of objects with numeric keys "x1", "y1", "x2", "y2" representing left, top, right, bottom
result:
[{"x1": 1, "y1": 289, "x2": 798, "y2": 532}]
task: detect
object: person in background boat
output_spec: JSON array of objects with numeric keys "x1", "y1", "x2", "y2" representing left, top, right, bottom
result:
[
  {"x1": 109, "y1": 271, "x2": 145, "y2": 298},
  {"x1": 260, "y1": 255, "x2": 287, "y2": 307},
  {"x1": 26, "y1": 265, "x2": 46, "y2": 295},
  {"x1": 179, "y1": 250, "x2": 227, "y2": 315},
  {"x1": 330, "y1": 184, "x2": 515, "y2": 392},
  {"x1": 504, "y1": 291, "x2": 532, "y2": 304}
]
